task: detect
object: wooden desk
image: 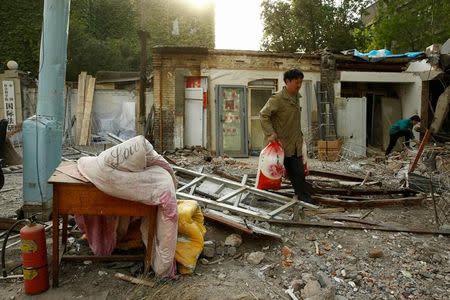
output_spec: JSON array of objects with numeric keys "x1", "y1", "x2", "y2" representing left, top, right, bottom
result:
[{"x1": 49, "y1": 163, "x2": 157, "y2": 287}]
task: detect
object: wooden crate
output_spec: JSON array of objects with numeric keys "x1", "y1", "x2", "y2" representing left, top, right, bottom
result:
[{"x1": 317, "y1": 140, "x2": 342, "y2": 161}]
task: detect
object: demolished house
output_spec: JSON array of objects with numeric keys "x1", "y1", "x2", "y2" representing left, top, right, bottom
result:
[
  {"x1": 1, "y1": 40, "x2": 450, "y2": 299},
  {"x1": 148, "y1": 46, "x2": 436, "y2": 159}
]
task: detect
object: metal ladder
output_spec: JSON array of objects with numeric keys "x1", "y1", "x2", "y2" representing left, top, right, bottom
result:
[
  {"x1": 173, "y1": 165, "x2": 318, "y2": 220},
  {"x1": 316, "y1": 82, "x2": 337, "y2": 140}
]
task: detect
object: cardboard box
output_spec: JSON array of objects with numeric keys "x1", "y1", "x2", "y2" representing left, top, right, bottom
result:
[{"x1": 317, "y1": 140, "x2": 342, "y2": 161}]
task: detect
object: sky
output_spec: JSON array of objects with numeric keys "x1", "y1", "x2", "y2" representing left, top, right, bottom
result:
[{"x1": 214, "y1": 0, "x2": 263, "y2": 51}]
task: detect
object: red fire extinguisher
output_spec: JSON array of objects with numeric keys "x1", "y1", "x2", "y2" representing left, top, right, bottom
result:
[{"x1": 20, "y1": 222, "x2": 49, "y2": 295}]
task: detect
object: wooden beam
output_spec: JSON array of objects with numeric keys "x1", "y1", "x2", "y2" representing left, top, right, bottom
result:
[
  {"x1": 62, "y1": 255, "x2": 144, "y2": 262},
  {"x1": 79, "y1": 76, "x2": 96, "y2": 145},
  {"x1": 264, "y1": 219, "x2": 450, "y2": 236},
  {"x1": 75, "y1": 72, "x2": 87, "y2": 144},
  {"x1": 114, "y1": 272, "x2": 156, "y2": 288},
  {"x1": 308, "y1": 169, "x2": 364, "y2": 182},
  {"x1": 421, "y1": 81, "x2": 430, "y2": 137},
  {"x1": 314, "y1": 195, "x2": 424, "y2": 208},
  {"x1": 409, "y1": 129, "x2": 431, "y2": 173}
]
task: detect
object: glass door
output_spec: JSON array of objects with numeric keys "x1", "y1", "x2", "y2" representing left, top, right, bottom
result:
[{"x1": 216, "y1": 85, "x2": 248, "y2": 157}]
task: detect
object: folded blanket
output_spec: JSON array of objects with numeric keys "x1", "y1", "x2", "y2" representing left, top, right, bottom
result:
[{"x1": 76, "y1": 135, "x2": 178, "y2": 278}]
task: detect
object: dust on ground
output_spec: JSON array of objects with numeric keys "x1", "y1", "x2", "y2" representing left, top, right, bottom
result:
[{"x1": 1, "y1": 149, "x2": 449, "y2": 300}]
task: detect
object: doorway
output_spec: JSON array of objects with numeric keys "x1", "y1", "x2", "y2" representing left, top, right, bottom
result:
[
  {"x1": 248, "y1": 87, "x2": 274, "y2": 155},
  {"x1": 184, "y1": 88, "x2": 204, "y2": 146},
  {"x1": 216, "y1": 85, "x2": 248, "y2": 157},
  {"x1": 336, "y1": 97, "x2": 367, "y2": 157}
]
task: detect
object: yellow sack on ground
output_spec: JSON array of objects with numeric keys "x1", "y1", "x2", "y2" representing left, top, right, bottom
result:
[{"x1": 175, "y1": 200, "x2": 206, "y2": 274}]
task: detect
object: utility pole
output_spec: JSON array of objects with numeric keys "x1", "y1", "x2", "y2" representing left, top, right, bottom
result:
[{"x1": 22, "y1": 0, "x2": 70, "y2": 219}]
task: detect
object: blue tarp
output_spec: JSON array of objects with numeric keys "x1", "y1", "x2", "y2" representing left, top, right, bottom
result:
[{"x1": 351, "y1": 49, "x2": 424, "y2": 62}]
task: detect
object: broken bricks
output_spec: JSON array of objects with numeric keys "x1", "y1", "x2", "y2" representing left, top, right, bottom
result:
[{"x1": 202, "y1": 234, "x2": 243, "y2": 260}]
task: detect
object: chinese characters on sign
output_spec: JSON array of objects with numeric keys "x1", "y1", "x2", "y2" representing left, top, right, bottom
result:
[{"x1": 2, "y1": 80, "x2": 16, "y2": 131}]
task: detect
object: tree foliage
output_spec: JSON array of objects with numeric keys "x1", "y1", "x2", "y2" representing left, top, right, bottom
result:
[
  {"x1": 0, "y1": 0, "x2": 44, "y2": 76},
  {"x1": 261, "y1": 0, "x2": 371, "y2": 53},
  {"x1": 139, "y1": 0, "x2": 215, "y2": 49},
  {"x1": 67, "y1": 0, "x2": 140, "y2": 81},
  {"x1": 370, "y1": 0, "x2": 450, "y2": 52},
  {"x1": 0, "y1": 0, "x2": 215, "y2": 81}
]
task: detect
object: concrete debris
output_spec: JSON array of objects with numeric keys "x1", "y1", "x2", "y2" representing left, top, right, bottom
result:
[
  {"x1": 290, "y1": 279, "x2": 304, "y2": 292},
  {"x1": 227, "y1": 246, "x2": 237, "y2": 256},
  {"x1": 247, "y1": 251, "x2": 265, "y2": 265},
  {"x1": 317, "y1": 271, "x2": 335, "y2": 290},
  {"x1": 202, "y1": 241, "x2": 216, "y2": 258},
  {"x1": 301, "y1": 280, "x2": 322, "y2": 298},
  {"x1": 224, "y1": 234, "x2": 242, "y2": 247},
  {"x1": 301, "y1": 279, "x2": 336, "y2": 300},
  {"x1": 2, "y1": 142, "x2": 449, "y2": 299}
]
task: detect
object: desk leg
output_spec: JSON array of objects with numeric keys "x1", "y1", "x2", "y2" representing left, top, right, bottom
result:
[
  {"x1": 62, "y1": 215, "x2": 68, "y2": 251},
  {"x1": 144, "y1": 207, "x2": 157, "y2": 274},
  {"x1": 52, "y1": 187, "x2": 60, "y2": 288}
]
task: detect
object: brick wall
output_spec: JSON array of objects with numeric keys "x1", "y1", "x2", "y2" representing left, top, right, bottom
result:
[{"x1": 152, "y1": 47, "x2": 320, "y2": 152}]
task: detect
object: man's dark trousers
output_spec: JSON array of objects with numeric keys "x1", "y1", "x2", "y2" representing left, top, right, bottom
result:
[
  {"x1": 283, "y1": 155, "x2": 313, "y2": 203},
  {"x1": 385, "y1": 130, "x2": 411, "y2": 156}
]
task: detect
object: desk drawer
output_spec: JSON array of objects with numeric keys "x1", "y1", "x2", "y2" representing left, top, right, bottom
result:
[{"x1": 54, "y1": 184, "x2": 156, "y2": 216}]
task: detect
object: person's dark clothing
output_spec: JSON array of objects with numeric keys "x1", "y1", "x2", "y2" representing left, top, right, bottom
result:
[
  {"x1": 385, "y1": 118, "x2": 415, "y2": 156},
  {"x1": 389, "y1": 118, "x2": 414, "y2": 135},
  {"x1": 283, "y1": 154, "x2": 315, "y2": 204},
  {"x1": 385, "y1": 130, "x2": 412, "y2": 156}
]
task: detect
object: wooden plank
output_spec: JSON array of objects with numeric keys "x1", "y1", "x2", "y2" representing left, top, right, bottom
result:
[
  {"x1": 114, "y1": 272, "x2": 156, "y2": 288},
  {"x1": 63, "y1": 255, "x2": 144, "y2": 262},
  {"x1": 49, "y1": 161, "x2": 90, "y2": 184},
  {"x1": 409, "y1": 129, "x2": 431, "y2": 173},
  {"x1": 264, "y1": 219, "x2": 450, "y2": 236},
  {"x1": 314, "y1": 195, "x2": 424, "y2": 208},
  {"x1": 304, "y1": 207, "x2": 346, "y2": 216},
  {"x1": 75, "y1": 72, "x2": 87, "y2": 144},
  {"x1": 79, "y1": 76, "x2": 96, "y2": 145},
  {"x1": 322, "y1": 216, "x2": 383, "y2": 226},
  {"x1": 56, "y1": 163, "x2": 89, "y2": 183},
  {"x1": 308, "y1": 169, "x2": 364, "y2": 182}
]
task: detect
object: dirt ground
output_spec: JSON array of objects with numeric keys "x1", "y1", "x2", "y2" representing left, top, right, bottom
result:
[{"x1": 1, "y1": 153, "x2": 449, "y2": 300}]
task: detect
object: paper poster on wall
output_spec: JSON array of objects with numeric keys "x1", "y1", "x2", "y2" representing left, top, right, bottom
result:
[
  {"x1": 186, "y1": 76, "x2": 208, "y2": 108},
  {"x1": 222, "y1": 87, "x2": 242, "y2": 151}
]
